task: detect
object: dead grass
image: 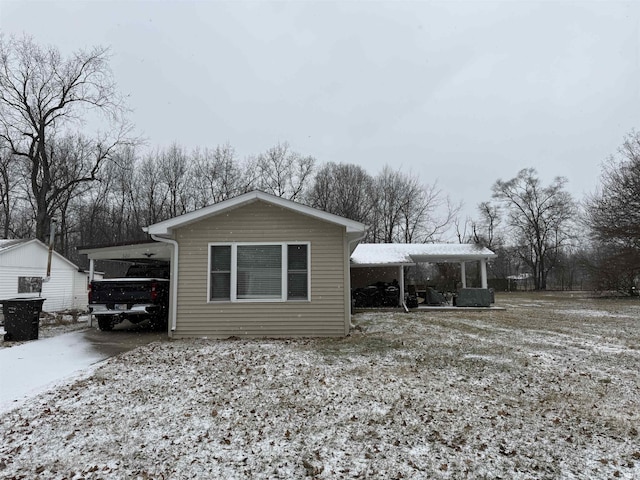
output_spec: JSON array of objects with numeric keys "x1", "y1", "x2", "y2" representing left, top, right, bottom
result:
[{"x1": 0, "y1": 292, "x2": 638, "y2": 479}]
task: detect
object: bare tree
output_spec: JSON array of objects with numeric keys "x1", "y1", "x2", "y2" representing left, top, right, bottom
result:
[
  {"x1": 0, "y1": 140, "x2": 19, "y2": 238},
  {"x1": 0, "y1": 34, "x2": 133, "y2": 241},
  {"x1": 190, "y1": 143, "x2": 255, "y2": 207},
  {"x1": 373, "y1": 166, "x2": 407, "y2": 243},
  {"x1": 372, "y1": 166, "x2": 457, "y2": 243},
  {"x1": 584, "y1": 131, "x2": 640, "y2": 292},
  {"x1": 45, "y1": 134, "x2": 102, "y2": 253},
  {"x1": 69, "y1": 145, "x2": 143, "y2": 250},
  {"x1": 307, "y1": 162, "x2": 374, "y2": 223},
  {"x1": 472, "y1": 201, "x2": 501, "y2": 248},
  {"x1": 492, "y1": 168, "x2": 576, "y2": 290},
  {"x1": 158, "y1": 143, "x2": 190, "y2": 217},
  {"x1": 135, "y1": 151, "x2": 168, "y2": 226},
  {"x1": 254, "y1": 142, "x2": 315, "y2": 200},
  {"x1": 399, "y1": 180, "x2": 459, "y2": 243},
  {"x1": 586, "y1": 131, "x2": 640, "y2": 250}
]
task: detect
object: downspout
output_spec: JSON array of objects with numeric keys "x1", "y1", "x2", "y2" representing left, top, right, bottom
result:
[{"x1": 148, "y1": 232, "x2": 179, "y2": 332}]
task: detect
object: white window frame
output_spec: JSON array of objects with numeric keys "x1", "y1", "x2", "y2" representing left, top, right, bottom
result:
[{"x1": 208, "y1": 242, "x2": 310, "y2": 303}]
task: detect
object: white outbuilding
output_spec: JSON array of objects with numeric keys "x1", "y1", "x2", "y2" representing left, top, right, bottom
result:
[{"x1": 0, "y1": 239, "x2": 92, "y2": 312}]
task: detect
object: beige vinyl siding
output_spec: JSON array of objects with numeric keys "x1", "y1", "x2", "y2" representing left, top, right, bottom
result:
[{"x1": 173, "y1": 200, "x2": 348, "y2": 338}]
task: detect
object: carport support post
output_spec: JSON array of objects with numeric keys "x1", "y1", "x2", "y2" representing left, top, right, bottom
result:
[
  {"x1": 460, "y1": 262, "x2": 467, "y2": 288},
  {"x1": 398, "y1": 265, "x2": 405, "y2": 307},
  {"x1": 88, "y1": 259, "x2": 95, "y2": 327},
  {"x1": 480, "y1": 259, "x2": 488, "y2": 289},
  {"x1": 89, "y1": 259, "x2": 95, "y2": 281}
]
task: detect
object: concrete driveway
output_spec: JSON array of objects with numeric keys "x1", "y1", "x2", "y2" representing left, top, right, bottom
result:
[
  {"x1": 83, "y1": 319, "x2": 167, "y2": 356},
  {"x1": 0, "y1": 320, "x2": 166, "y2": 412}
]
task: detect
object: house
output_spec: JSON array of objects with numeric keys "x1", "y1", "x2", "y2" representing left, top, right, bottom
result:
[
  {"x1": 0, "y1": 239, "x2": 92, "y2": 312},
  {"x1": 142, "y1": 191, "x2": 367, "y2": 338}
]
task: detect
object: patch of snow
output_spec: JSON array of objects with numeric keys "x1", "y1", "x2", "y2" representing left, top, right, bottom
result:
[
  {"x1": 351, "y1": 242, "x2": 495, "y2": 266},
  {"x1": 0, "y1": 330, "x2": 107, "y2": 411},
  {"x1": 561, "y1": 309, "x2": 635, "y2": 318},
  {"x1": 0, "y1": 296, "x2": 638, "y2": 478}
]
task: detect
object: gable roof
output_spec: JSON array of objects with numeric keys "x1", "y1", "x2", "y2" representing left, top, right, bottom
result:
[
  {"x1": 146, "y1": 190, "x2": 368, "y2": 237},
  {"x1": 351, "y1": 243, "x2": 497, "y2": 267},
  {"x1": 0, "y1": 239, "x2": 27, "y2": 252},
  {"x1": 0, "y1": 238, "x2": 80, "y2": 270}
]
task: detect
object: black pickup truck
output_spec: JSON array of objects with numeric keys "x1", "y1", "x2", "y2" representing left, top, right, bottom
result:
[{"x1": 88, "y1": 263, "x2": 170, "y2": 331}]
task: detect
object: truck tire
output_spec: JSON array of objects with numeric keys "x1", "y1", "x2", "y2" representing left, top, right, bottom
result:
[{"x1": 96, "y1": 316, "x2": 113, "y2": 331}]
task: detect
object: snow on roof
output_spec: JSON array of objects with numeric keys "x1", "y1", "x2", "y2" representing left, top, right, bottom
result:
[
  {"x1": 0, "y1": 239, "x2": 27, "y2": 252},
  {"x1": 350, "y1": 243, "x2": 497, "y2": 266},
  {"x1": 0, "y1": 239, "x2": 80, "y2": 270}
]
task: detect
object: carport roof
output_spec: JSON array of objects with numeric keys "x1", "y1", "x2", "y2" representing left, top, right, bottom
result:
[
  {"x1": 77, "y1": 241, "x2": 172, "y2": 262},
  {"x1": 350, "y1": 243, "x2": 497, "y2": 267}
]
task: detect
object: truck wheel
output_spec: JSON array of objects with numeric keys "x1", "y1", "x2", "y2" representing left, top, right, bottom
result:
[{"x1": 96, "y1": 316, "x2": 113, "y2": 331}]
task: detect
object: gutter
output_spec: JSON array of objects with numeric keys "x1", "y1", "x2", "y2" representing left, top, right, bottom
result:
[{"x1": 146, "y1": 230, "x2": 179, "y2": 332}]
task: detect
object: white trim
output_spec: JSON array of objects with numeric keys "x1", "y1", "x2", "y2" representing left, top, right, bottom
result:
[
  {"x1": 480, "y1": 258, "x2": 488, "y2": 289},
  {"x1": 151, "y1": 235, "x2": 179, "y2": 332},
  {"x1": 460, "y1": 262, "x2": 467, "y2": 288},
  {"x1": 281, "y1": 244, "x2": 287, "y2": 300},
  {"x1": 148, "y1": 190, "x2": 367, "y2": 236},
  {"x1": 208, "y1": 241, "x2": 311, "y2": 303},
  {"x1": 351, "y1": 243, "x2": 497, "y2": 266}
]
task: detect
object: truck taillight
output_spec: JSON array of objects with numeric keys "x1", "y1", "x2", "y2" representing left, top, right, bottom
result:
[
  {"x1": 151, "y1": 281, "x2": 158, "y2": 302},
  {"x1": 88, "y1": 283, "x2": 92, "y2": 303}
]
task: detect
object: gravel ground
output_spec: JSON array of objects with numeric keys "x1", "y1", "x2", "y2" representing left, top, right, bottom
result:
[{"x1": 0, "y1": 291, "x2": 638, "y2": 479}]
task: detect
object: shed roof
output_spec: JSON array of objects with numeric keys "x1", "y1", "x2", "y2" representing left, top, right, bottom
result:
[
  {"x1": 0, "y1": 239, "x2": 80, "y2": 270},
  {"x1": 0, "y1": 239, "x2": 27, "y2": 251},
  {"x1": 350, "y1": 243, "x2": 497, "y2": 267}
]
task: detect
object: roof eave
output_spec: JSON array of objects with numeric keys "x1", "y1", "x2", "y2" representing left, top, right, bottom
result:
[{"x1": 351, "y1": 262, "x2": 415, "y2": 268}]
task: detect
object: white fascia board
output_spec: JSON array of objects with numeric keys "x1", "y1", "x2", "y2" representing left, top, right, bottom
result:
[
  {"x1": 409, "y1": 254, "x2": 498, "y2": 263},
  {"x1": 350, "y1": 262, "x2": 415, "y2": 268}
]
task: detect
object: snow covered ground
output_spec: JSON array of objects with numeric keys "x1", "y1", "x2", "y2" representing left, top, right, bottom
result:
[
  {"x1": 0, "y1": 314, "x2": 90, "y2": 348},
  {"x1": 0, "y1": 292, "x2": 639, "y2": 479}
]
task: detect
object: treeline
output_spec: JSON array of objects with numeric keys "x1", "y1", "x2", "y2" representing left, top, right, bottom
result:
[
  {"x1": 2, "y1": 35, "x2": 639, "y2": 291},
  {"x1": 0, "y1": 35, "x2": 457, "y2": 265},
  {"x1": 0, "y1": 139, "x2": 458, "y2": 263}
]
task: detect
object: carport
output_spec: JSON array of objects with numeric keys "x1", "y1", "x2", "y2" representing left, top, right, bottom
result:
[
  {"x1": 78, "y1": 241, "x2": 173, "y2": 281},
  {"x1": 77, "y1": 241, "x2": 174, "y2": 329},
  {"x1": 350, "y1": 243, "x2": 497, "y2": 307}
]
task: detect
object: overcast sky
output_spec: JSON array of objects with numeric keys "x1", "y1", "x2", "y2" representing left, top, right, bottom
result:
[{"x1": 2, "y1": 0, "x2": 640, "y2": 221}]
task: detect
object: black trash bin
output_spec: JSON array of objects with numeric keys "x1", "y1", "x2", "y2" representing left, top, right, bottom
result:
[{"x1": 2, "y1": 297, "x2": 46, "y2": 341}]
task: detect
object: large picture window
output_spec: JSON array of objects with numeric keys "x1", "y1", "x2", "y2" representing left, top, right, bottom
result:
[{"x1": 209, "y1": 243, "x2": 309, "y2": 302}]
